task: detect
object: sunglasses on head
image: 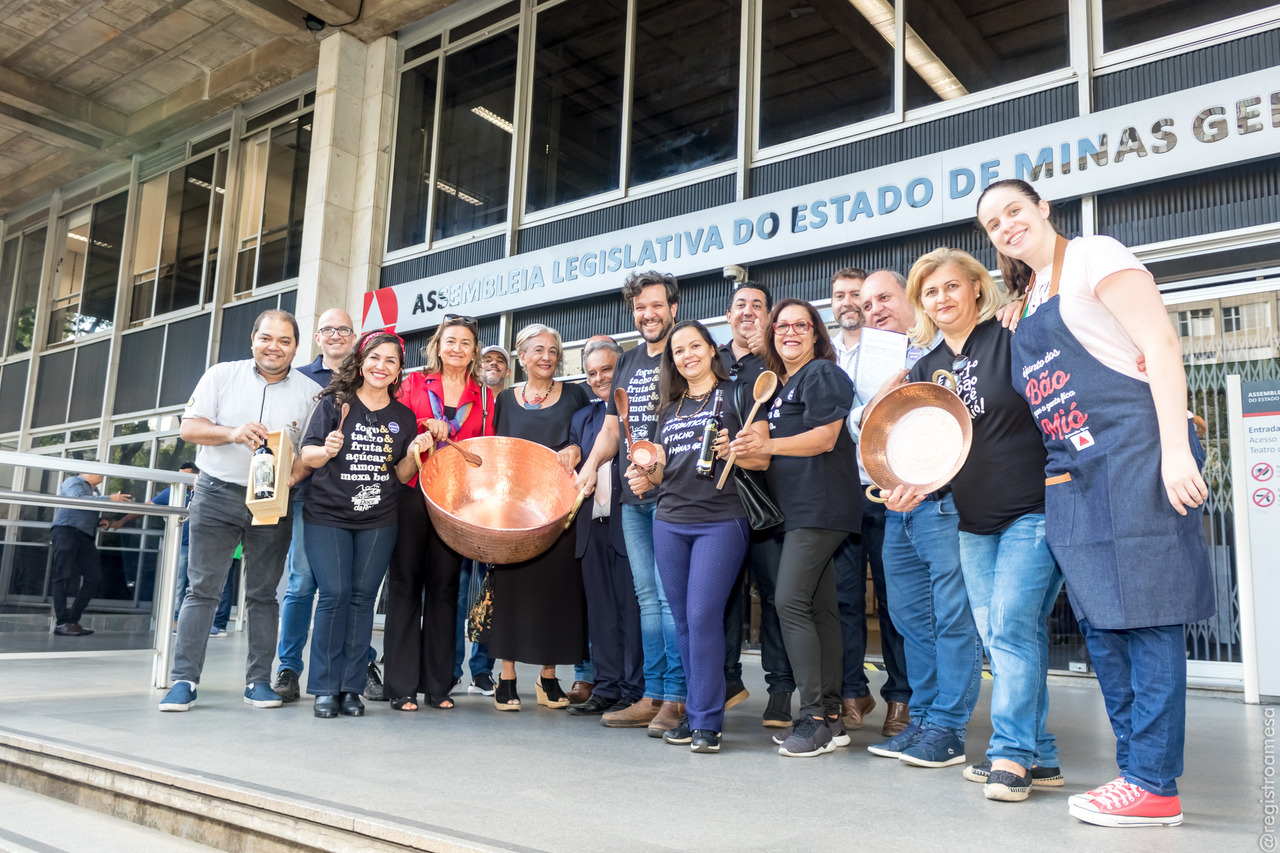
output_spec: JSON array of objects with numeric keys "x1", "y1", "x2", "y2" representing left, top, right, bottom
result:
[{"x1": 444, "y1": 313, "x2": 478, "y2": 329}]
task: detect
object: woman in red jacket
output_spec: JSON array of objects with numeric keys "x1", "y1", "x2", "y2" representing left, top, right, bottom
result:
[{"x1": 384, "y1": 315, "x2": 496, "y2": 711}]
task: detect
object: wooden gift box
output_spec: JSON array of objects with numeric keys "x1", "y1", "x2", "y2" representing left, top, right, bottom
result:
[{"x1": 245, "y1": 429, "x2": 294, "y2": 525}]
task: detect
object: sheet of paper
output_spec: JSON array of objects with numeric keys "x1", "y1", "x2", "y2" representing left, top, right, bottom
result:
[{"x1": 854, "y1": 327, "x2": 911, "y2": 403}]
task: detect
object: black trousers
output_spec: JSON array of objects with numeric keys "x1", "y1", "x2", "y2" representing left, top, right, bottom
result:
[
  {"x1": 383, "y1": 485, "x2": 463, "y2": 699},
  {"x1": 50, "y1": 526, "x2": 101, "y2": 625},
  {"x1": 580, "y1": 518, "x2": 643, "y2": 702},
  {"x1": 775, "y1": 527, "x2": 847, "y2": 719}
]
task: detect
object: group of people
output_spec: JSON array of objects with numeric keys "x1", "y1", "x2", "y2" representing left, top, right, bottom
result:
[{"x1": 149, "y1": 181, "x2": 1211, "y2": 829}]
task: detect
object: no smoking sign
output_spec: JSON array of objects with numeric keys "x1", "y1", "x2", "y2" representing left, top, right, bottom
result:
[
  {"x1": 1254, "y1": 462, "x2": 1274, "y2": 481},
  {"x1": 1254, "y1": 488, "x2": 1275, "y2": 508}
]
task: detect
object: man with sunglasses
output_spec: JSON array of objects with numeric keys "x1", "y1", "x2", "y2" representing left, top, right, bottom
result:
[
  {"x1": 828, "y1": 268, "x2": 913, "y2": 739},
  {"x1": 854, "y1": 271, "x2": 983, "y2": 770},
  {"x1": 716, "y1": 280, "x2": 796, "y2": 728},
  {"x1": 273, "y1": 309, "x2": 385, "y2": 704}
]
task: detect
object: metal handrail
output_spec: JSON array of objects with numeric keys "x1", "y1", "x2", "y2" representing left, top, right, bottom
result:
[
  {"x1": 0, "y1": 456, "x2": 189, "y2": 686},
  {"x1": 0, "y1": 451, "x2": 198, "y2": 485}
]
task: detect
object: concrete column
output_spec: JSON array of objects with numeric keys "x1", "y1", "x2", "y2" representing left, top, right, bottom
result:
[{"x1": 295, "y1": 31, "x2": 397, "y2": 360}]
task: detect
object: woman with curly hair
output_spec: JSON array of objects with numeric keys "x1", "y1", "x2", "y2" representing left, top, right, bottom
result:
[
  {"x1": 300, "y1": 330, "x2": 426, "y2": 718},
  {"x1": 385, "y1": 315, "x2": 496, "y2": 711}
]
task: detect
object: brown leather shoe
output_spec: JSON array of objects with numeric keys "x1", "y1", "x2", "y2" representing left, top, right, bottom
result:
[
  {"x1": 841, "y1": 695, "x2": 876, "y2": 730},
  {"x1": 882, "y1": 701, "x2": 911, "y2": 737},
  {"x1": 567, "y1": 681, "x2": 594, "y2": 704},
  {"x1": 647, "y1": 700, "x2": 686, "y2": 738},
  {"x1": 602, "y1": 698, "x2": 662, "y2": 728}
]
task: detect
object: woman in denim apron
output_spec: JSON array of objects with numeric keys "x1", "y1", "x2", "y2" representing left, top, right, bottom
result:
[{"x1": 976, "y1": 179, "x2": 1213, "y2": 828}]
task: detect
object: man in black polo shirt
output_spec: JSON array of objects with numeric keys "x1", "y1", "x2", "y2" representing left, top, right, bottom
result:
[{"x1": 716, "y1": 280, "x2": 795, "y2": 728}]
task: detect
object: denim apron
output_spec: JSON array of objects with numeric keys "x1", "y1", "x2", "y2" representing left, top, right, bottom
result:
[{"x1": 1010, "y1": 237, "x2": 1213, "y2": 630}]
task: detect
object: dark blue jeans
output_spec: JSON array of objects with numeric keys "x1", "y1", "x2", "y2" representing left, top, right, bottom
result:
[
  {"x1": 1079, "y1": 618, "x2": 1187, "y2": 797},
  {"x1": 304, "y1": 523, "x2": 397, "y2": 696}
]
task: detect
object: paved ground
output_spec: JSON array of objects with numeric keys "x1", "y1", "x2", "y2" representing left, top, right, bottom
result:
[{"x1": 0, "y1": 632, "x2": 1271, "y2": 852}]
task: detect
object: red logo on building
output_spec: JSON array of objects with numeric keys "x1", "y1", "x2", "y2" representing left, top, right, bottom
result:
[{"x1": 362, "y1": 289, "x2": 399, "y2": 333}]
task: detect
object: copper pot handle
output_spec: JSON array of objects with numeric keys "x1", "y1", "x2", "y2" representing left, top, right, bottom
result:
[
  {"x1": 410, "y1": 440, "x2": 437, "y2": 472},
  {"x1": 865, "y1": 484, "x2": 888, "y2": 504},
  {"x1": 562, "y1": 487, "x2": 589, "y2": 531},
  {"x1": 931, "y1": 369, "x2": 958, "y2": 393}
]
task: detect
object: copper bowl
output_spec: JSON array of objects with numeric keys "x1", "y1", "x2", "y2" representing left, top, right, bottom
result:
[
  {"x1": 860, "y1": 381, "x2": 973, "y2": 495},
  {"x1": 415, "y1": 436, "x2": 585, "y2": 564}
]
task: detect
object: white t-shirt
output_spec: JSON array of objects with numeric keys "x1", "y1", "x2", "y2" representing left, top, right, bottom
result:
[{"x1": 1023, "y1": 235, "x2": 1152, "y2": 383}]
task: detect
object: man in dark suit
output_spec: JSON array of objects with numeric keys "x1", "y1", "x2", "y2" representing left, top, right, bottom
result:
[{"x1": 566, "y1": 337, "x2": 644, "y2": 715}]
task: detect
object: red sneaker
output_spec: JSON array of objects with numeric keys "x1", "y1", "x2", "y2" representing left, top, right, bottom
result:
[
  {"x1": 1068, "y1": 779, "x2": 1184, "y2": 827},
  {"x1": 1068, "y1": 776, "x2": 1125, "y2": 808}
]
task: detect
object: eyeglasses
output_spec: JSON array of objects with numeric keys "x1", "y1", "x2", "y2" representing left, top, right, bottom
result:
[
  {"x1": 444, "y1": 313, "x2": 478, "y2": 329},
  {"x1": 319, "y1": 326, "x2": 354, "y2": 338},
  {"x1": 773, "y1": 321, "x2": 812, "y2": 335}
]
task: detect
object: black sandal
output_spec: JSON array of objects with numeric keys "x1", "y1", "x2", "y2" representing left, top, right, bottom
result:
[
  {"x1": 426, "y1": 694, "x2": 454, "y2": 710},
  {"x1": 391, "y1": 696, "x2": 419, "y2": 711},
  {"x1": 494, "y1": 677, "x2": 520, "y2": 711}
]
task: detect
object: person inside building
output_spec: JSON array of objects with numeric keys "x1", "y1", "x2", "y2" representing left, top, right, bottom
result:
[
  {"x1": 566, "y1": 337, "x2": 644, "y2": 718},
  {"x1": 636, "y1": 320, "x2": 749, "y2": 753},
  {"x1": 49, "y1": 471, "x2": 131, "y2": 636},
  {"x1": 274, "y1": 308, "x2": 384, "y2": 704},
  {"x1": 828, "y1": 267, "x2": 912, "y2": 738},
  {"x1": 576, "y1": 271, "x2": 687, "y2": 737},
  {"x1": 488, "y1": 323, "x2": 591, "y2": 710},
  {"x1": 299, "y1": 330, "x2": 424, "y2": 718},
  {"x1": 716, "y1": 280, "x2": 795, "y2": 728},
  {"x1": 903, "y1": 246, "x2": 1066, "y2": 802},
  {"x1": 728, "y1": 298, "x2": 860, "y2": 758},
  {"x1": 385, "y1": 314, "x2": 495, "y2": 711},
  {"x1": 977, "y1": 179, "x2": 1213, "y2": 828},
  {"x1": 160, "y1": 309, "x2": 320, "y2": 712},
  {"x1": 453, "y1": 343, "x2": 510, "y2": 698}
]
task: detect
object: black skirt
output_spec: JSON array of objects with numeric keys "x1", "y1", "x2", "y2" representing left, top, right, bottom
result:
[{"x1": 486, "y1": 526, "x2": 587, "y2": 665}]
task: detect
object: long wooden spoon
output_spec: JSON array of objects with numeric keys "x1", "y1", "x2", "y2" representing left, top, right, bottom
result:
[
  {"x1": 416, "y1": 418, "x2": 483, "y2": 468},
  {"x1": 716, "y1": 370, "x2": 779, "y2": 490},
  {"x1": 339, "y1": 402, "x2": 351, "y2": 432}
]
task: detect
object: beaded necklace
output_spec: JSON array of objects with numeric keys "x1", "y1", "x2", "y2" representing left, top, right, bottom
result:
[{"x1": 520, "y1": 380, "x2": 555, "y2": 409}]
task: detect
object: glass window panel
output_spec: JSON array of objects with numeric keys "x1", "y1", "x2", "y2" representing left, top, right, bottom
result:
[
  {"x1": 759, "y1": 0, "x2": 895, "y2": 149},
  {"x1": 905, "y1": 0, "x2": 1068, "y2": 110},
  {"x1": 388, "y1": 58, "x2": 439, "y2": 251},
  {"x1": 526, "y1": 0, "x2": 626, "y2": 212},
  {"x1": 235, "y1": 135, "x2": 269, "y2": 295},
  {"x1": 403, "y1": 35, "x2": 441, "y2": 64},
  {"x1": 1101, "y1": 0, "x2": 1273, "y2": 52},
  {"x1": 433, "y1": 29, "x2": 519, "y2": 241},
  {"x1": 630, "y1": 0, "x2": 740, "y2": 186},
  {"x1": 48, "y1": 208, "x2": 91, "y2": 345},
  {"x1": 156, "y1": 156, "x2": 215, "y2": 314},
  {"x1": 254, "y1": 115, "x2": 311, "y2": 287},
  {"x1": 131, "y1": 177, "x2": 166, "y2": 322},
  {"x1": 449, "y1": 1, "x2": 519, "y2": 40},
  {"x1": 9, "y1": 227, "x2": 47, "y2": 355},
  {"x1": 81, "y1": 192, "x2": 127, "y2": 335},
  {"x1": 205, "y1": 151, "x2": 226, "y2": 293},
  {"x1": 0, "y1": 237, "x2": 18, "y2": 352}
]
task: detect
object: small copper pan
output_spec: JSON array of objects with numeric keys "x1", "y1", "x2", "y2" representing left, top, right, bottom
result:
[
  {"x1": 860, "y1": 378, "x2": 972, "y2": 500},
  {"x1": 412, "y1": 437, "x2": 586, "y2": 564}
]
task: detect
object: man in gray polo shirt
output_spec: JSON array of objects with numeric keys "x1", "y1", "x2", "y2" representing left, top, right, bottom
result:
[{"x1": 160, "y1": 309, "x2": 321, "y2": 712}]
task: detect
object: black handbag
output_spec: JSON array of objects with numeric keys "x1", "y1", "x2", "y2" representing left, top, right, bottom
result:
[
  {"x1": 731, "y1": 381, "x2": 783, "y2": 531},
  {"x1": 466, "y1": 568, "x2": 494, "y2": 643}
]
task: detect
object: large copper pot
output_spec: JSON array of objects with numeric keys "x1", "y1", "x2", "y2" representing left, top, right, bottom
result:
[
  {"x1": 414, "y1": 436, "x2": 585, "y2": 564},
  {"x1": 860, "y1": 380, "x2": 973, "y2": 497}
]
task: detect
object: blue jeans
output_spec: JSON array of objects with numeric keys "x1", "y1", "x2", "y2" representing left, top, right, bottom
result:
[
  {"x1": 882, "y1": 495, "x2": 982, "y2": 731},
  {"x1": 304, "y1": 523, "x2": 397, "y2": 696},
  {"x1": 279, "y1": 504, "x2": 375, "y2": 676},
  {"x1": 958, "y1": 514, "x2": 1063, "y2": 767},
  {"x1": 574, "y1": 657, "x2": 595, "y2": 684},
  {"x1": 1079, "y1": 619, "x2": 1187, "y2": 797},
  {"x1": 454, "y1": 559, "x2": 493, "y2": 680},
  {"x1": 620, "y1": 501, "x2": 685, "y2": 702}
]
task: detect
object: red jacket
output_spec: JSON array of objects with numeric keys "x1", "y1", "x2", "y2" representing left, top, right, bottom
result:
[{"x1": 398, "y1": 371, "x2": 495, "y2": 441}]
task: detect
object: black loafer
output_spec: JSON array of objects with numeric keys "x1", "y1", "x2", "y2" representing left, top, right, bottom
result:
[
  {"x1": 567, "y1": 693, "x2": 613, "y2": 716},
  {"x1": 339, "y1": 692, "x2": 365, "y2": 717},
  {"x1": 314, "y1": 695, "x2": 339, "y2": 718}
]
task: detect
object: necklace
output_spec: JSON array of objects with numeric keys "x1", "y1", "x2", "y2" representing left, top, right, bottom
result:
[
  {"x1": 669, "y1": 384, "x2": 716, "y2": 421},
  {"x1": 521, "y1": 381, "x2": 555, "y2": 409}
]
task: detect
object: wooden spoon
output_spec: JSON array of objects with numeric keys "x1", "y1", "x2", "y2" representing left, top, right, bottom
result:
[
  {"x1": 416, "y1": 418, "x2": 482, "y2": 468},
  {"x1": 716, "y1": 370, "x2": 779, "y2": 490},
  {"x1": 339, "y1": 402, "x2": 351, "y2": 431}
]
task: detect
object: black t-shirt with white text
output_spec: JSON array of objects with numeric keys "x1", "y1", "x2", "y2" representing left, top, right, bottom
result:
[
  {"x1": 909, "y1": 317, "x2": 1046, "y2": 535},
  {"x1": 654, "y1": 384, "x2": 745, "y2": 524},
  {"x1": 302, "y1": 394, "x2": 417, "y2": 529},
  {"x1": 606, "y1": 344, "x2": 663, "y2": 506},
  {"x1": 763, "y1": 358, "x2": 860, "y2": 534}
]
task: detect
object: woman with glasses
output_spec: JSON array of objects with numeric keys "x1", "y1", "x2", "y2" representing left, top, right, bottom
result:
[
  {"x1": 488, "y1": 323, "x2": 592, "y2": 710},
  {"x1": 629, "y1": 320, "x2": 749, "y2": 753},
  {"x1": 899, "y1": 247, "x2": 1064, "y2": 801},
  {"x1": 299, "y1": 330, "x2": 425, "y2": 718},
  {"x1": 976, "y1": 180, "x2": 1212, "y2": 828},
  {"x1": 728, "y1": 299, "x2": 860, "y2": 757},
  {"x1": 385, "y1": 315, "x2": 496, "y2": 711}
]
